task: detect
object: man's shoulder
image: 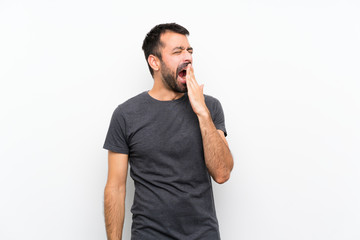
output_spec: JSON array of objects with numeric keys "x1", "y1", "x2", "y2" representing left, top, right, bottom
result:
[
  {"x1": 204, "y1": 94, "x2": 222, "y2": 109},
  {"x1": 110, "y1": 91, "x2": 148, "y2": 119},
  {"x1": 116, "y1": 91, "x2": 148, "y2": 110},
  {"x1": 204, "y1": 94, "x2": 220, "y2": 103}
]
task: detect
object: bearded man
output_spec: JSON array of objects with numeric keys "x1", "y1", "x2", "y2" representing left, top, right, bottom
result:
[{"x1": 103, "y1": 23, "x2": 233, "y2": 240}]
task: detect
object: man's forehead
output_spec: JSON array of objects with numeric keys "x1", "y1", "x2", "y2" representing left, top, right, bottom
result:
[{"x1": 160, "y1": 31, "x2": 190, "y2": 49}]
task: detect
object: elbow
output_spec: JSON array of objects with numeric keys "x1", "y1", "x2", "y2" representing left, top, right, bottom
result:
[
  {"x1": 213, "y1": 171, "x2": 231, "y2": 184},
  {"x1": 104, "y1": 183, "x2": 126, "y2": 195},
  {"x1": 212, "y1": 159, "x2": 234, "y2": 184},
  {"x1": 214, "y1": 157, "x2": 233, "y2": 184}
]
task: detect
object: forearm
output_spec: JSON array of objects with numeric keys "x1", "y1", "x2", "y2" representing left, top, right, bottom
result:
[
  {"x1": 184, "y1": 63, "x2": 233, "y2": 183},
  {"x1": 104, "y1": 186, "x2": 126, "y2": 240},
  {"x1": 198, "y1": 110, "x2": 233, "y2": 184}
]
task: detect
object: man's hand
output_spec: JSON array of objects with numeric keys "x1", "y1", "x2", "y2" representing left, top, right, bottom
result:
[{"x1": 186, "y1": 64, "x2": 210, "y2": 117}]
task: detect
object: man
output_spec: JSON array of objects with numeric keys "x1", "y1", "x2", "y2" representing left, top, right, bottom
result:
[{"x1": 103, "y1": 23, "x2": 233, "y2": 240}]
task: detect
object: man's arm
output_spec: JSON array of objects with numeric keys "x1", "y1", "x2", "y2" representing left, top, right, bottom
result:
[
  {"x1": 104, "y1": 151, "x2": 128, "y2": 240},
  {"x1": 198, "y1": 116, "x2": 233, "y2": 183},
  {"x1": 186, "y1": 64, "x2": 234, "y2": 184}
]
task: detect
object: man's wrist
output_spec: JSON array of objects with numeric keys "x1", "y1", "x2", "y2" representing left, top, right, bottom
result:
[{"x1": 196, "y1": 108, "x2": 211, "y2": 122}]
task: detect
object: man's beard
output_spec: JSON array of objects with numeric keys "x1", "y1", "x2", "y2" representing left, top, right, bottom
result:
[{"x1": 160, "y1": 60, "x2": 187, "y2": 93}]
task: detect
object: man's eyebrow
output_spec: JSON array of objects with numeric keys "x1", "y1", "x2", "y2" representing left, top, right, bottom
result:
[
  {"x1": 172, "y1": 46, "x2": 193, "y2": 51},
  {"x1": 172, "y1": 46, "x2": 185, "y2": 51}
]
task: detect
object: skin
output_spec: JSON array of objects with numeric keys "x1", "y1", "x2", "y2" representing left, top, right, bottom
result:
[
  {"x1": 104, "y1": 151, "x2": 128, "y2": 240},
  {"x1": 104, "y1": 31, "x2": 234, "y2": 240},
  {"x1": 147, "y1": 31, "x2": 193, "y2": 100}
]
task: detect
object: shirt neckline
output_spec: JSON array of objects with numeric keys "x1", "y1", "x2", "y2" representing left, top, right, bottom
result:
[{"x1": 144, "y1": 91, "x2": 188, "y2": 104}]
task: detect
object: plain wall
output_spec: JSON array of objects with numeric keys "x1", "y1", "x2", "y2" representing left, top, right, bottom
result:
[{"x1": 1, "y1": 0, "x2": 359, "y2": 239}]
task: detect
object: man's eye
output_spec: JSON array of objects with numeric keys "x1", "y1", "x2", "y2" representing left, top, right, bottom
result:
[{"x1": 174, "y1": 51, "x2": 181, "y2": 54}]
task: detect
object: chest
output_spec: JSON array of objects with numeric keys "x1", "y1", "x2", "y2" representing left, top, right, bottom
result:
[{"x1": 126, "y1": 102, "x2": 203, "y2": 159}]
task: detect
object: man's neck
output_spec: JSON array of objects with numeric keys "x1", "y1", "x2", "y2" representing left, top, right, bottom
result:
[{"x1": 148, "y1": 77, "x2": 184, "y2": 101}]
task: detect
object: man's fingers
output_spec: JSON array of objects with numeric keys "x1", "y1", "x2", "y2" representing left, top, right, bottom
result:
[
  {"x1": 186, "y1": 64, "x2": 192, "y2": 82},
  {"x1": 185, "y1": 63, "x2": 204, "y2": 98},
  {"x1": 186, "y1": 64, "x2": 194, "y2": 88},
  {"x1": 200, "y1": 84, "x2": 204, "y2": 93},
  {"x1": 186, "y1": 63, "x2": 199, "y2": 87},
  {"x1": 191, "y1": 66, "x2": 195, "y2": 78}
]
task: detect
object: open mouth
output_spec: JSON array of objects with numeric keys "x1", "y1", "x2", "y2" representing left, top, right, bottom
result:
[
  {"x1": 177, "y1": 62, "x2": 191, "y2": 83},
  {"x1": 178, "y1": 69, "x2": 187, "y2": 78}
]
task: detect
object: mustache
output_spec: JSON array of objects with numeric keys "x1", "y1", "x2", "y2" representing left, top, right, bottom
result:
[{"x1": 176, "y1": 62, "x2": 191, "y2": 76}]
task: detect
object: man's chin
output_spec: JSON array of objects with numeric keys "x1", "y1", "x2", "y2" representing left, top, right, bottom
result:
[{"x1": 176, "y1": 83, "x2": 187, "y2": 93}]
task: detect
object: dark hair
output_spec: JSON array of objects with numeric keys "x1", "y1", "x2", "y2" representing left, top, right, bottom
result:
[{"x1": 142, "y1": 23, "x2": 190, "y2": 76}]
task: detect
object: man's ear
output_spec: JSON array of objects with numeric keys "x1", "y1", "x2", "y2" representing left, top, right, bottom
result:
[{"x1": 148, "y1": 54, "x2": 160, "y2": 72}]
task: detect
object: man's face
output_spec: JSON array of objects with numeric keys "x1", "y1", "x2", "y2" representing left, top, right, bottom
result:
[{"x1": 158, "y1": 31, "x2": 193, "y2": 93}]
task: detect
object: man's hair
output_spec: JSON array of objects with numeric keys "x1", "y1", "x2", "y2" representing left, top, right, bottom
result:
[{"x1": 142, "y1": 23, "x2": 190, "y2": 76}]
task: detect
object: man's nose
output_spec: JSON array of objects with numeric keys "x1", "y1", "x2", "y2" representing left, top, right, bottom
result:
[{"x1": 183, "y1": 51, "x2": 193, "y2": 63}]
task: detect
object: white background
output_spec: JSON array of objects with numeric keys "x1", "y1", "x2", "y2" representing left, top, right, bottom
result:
[{"x1": 1, "y1": 0, "x2": 359, "y2": 239}]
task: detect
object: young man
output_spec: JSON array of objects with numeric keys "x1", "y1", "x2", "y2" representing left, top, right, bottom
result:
[{"x1": 104, "y1": 23, "x2": 233, "y2": 240}]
